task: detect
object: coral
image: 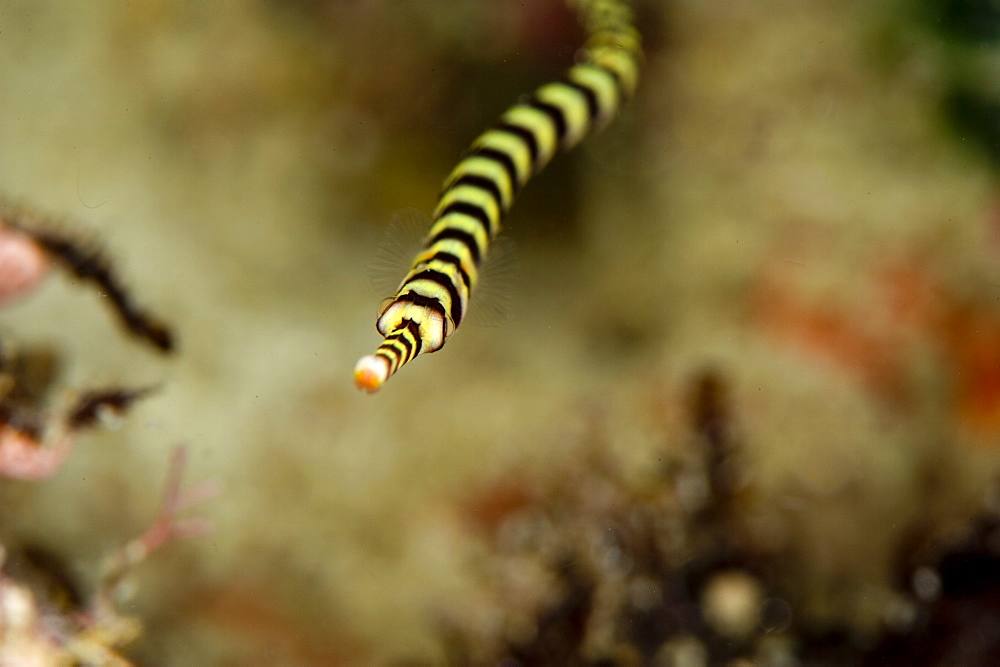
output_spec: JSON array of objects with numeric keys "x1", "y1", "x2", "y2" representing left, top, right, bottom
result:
[
  {"x1": 440, "y1": 370, "x2": 782, "y2": 664},
  {"x1": 441, "y1": 367, "x2": 1000, "y2": 664},
  {"x1": 0, "y1": 226, "x2": 49, "y2": 308},
  {"x1": 752, "y1": 250, "x2": 1000, "y2": 441},
  {"x1": 0, "y1": 200, "x2": 213, "y2": 663},
  {"x1": 0, "y1": 447, "x2": 215, "y2": 665},
  {"x1": 1, "y1": 205, "x2": 175, "y2": 353},
  {"x1": 0, "y1": 201, "x2": 173, "y2": 481}
]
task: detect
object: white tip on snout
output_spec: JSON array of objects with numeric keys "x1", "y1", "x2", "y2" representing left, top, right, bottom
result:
[{"x1": 354, "y1": 354, "x2": 389, "y2": 393}]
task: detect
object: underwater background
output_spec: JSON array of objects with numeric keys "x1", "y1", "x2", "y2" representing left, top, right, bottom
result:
[{"x1": 3, "y1": 0, "x2": 1000, "y2": 663}]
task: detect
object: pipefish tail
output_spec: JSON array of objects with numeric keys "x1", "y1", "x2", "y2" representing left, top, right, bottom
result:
[{"x1": 354, "y1": 0, "x2": 642, "y2": 393}]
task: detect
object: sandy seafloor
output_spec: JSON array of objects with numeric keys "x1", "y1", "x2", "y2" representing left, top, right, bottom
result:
[{"x1": 2, "y1": 0, "x2": 1000, "y2": 663}]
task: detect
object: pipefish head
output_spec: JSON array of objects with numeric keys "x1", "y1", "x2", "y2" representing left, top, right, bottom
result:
[
  {"x1": 355, "y1": 300, "x2": 456, "y2": 393},
  {"x1": 376, "y1": 295, "x2": 456, "y2": 351}
]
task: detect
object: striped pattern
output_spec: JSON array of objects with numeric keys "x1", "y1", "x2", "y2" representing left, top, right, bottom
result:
[{"x1": 355, "y1": 0, "x2": 641, "y2": 393}]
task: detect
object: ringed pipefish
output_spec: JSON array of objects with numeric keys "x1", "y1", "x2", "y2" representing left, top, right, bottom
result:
[{"x1": 354, "y1": 0, "x2": 642, "y2": 393}]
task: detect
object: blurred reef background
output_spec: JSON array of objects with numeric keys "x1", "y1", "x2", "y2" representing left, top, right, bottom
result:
[{"x1": 4, "y1": 0, "x2": 1000, "y2": 663}]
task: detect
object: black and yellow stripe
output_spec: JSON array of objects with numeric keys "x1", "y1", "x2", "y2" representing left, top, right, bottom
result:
[{"x1": 355, "y1": 0, "x2": 641, "y2": 392}]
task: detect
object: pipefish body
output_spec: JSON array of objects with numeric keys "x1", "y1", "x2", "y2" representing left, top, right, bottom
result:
[{"x1": 355, "y1": 0, "x2": 642, "y2": 393}]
